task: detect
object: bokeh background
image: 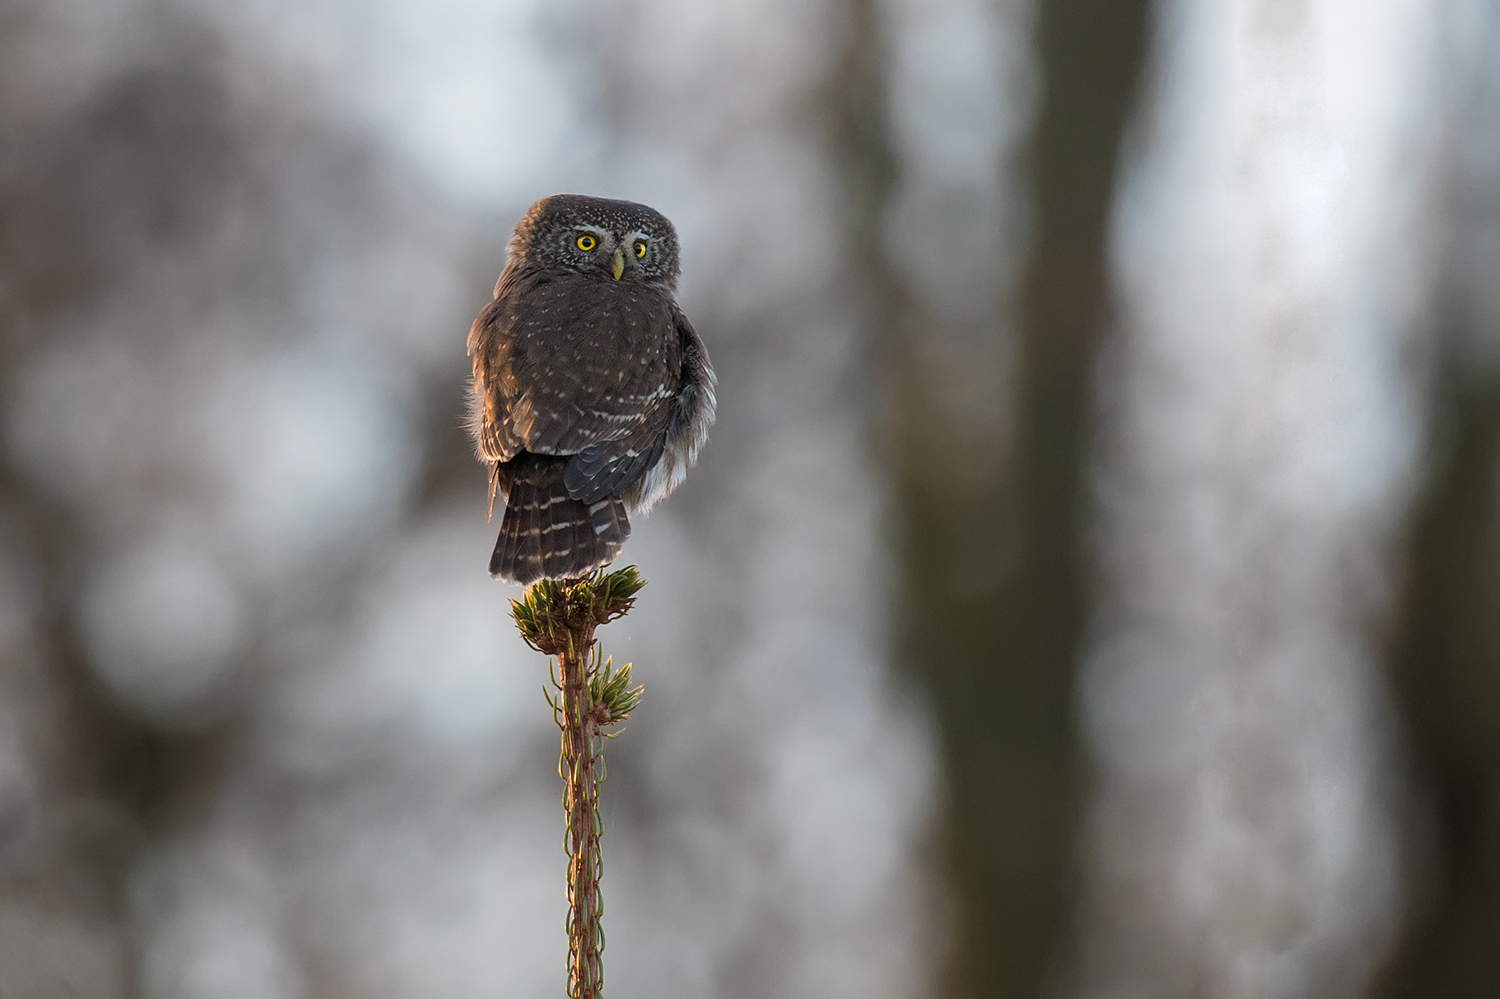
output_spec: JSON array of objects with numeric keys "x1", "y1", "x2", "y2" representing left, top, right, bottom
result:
[{"x1": 1, "y1": 0, "x2": 1499, "y2": 996}]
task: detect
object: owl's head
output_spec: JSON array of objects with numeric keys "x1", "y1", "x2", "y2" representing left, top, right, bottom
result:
[{"x1": 509, "y1": 194, "x2": 682, "y2": 289}]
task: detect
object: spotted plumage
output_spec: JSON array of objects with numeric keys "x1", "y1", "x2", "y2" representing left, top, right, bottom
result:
[{"x1": 467, "y1": 194, "x2": 716, "y2": 584}]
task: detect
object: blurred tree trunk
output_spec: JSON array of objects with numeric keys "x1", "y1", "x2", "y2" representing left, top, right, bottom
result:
[
  {"x1": 0, "y1": 26, "x2": 242, "y2": 998},
  {"x1": 1377, "y1": 7, "x2": 1500, "y2": 991},
  {"x1": 1378, "y1": 366, "x2": 1500, "y2": 997},
  {"x1": 841, "y1": 0, "x2": 1151, "y2": 994}
]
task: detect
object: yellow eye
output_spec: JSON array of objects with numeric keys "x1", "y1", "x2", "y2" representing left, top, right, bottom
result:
[
  {"x1": 576, "y1": 234, "x2": 596, "y2": 251},
  {"x1": 634, "y1": 240, "x2": 647, "y2": 258}
]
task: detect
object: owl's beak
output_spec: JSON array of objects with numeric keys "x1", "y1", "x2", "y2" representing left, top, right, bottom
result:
[{"x1": 611, "y1": 248, "x2": 625, "y2": 281}]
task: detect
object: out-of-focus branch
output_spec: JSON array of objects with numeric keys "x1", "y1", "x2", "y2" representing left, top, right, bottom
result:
[{"x1": 510, "y1": 567, "x2": 645, "y2": 999}]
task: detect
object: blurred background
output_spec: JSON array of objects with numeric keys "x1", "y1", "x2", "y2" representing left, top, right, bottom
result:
[{"x1": 1, "y1": 0, "x2": 1498, "y2": 996}]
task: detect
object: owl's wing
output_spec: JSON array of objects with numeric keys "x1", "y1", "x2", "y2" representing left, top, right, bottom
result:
[
  {"x1": 468, "y1": 287, "x2": 528, "y2": 466},
  {"x1": 566, "y1": 303, "x2": 713, "y2": 506},
  {"x1": 473, "y1": 269, "x2": 680, "y2": 500},
  {"x1": 564, "y1": 427, "x2": 667, "y2": 504},
  {"x1": 555, "y1": 305, "x2": 681, "y2": 504}
]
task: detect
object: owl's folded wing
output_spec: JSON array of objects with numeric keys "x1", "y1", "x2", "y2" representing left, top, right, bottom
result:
[{"x1": 480, "y1": 272, "x2": 681, "y2": 500}]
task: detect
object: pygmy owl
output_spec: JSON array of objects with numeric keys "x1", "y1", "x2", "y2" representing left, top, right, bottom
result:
[{"x1": 467, "y1": 194, "x2": 716, "y2": 585}]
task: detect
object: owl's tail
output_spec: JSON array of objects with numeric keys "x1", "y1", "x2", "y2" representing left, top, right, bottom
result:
[{"x1": 490, "y1": 454, "x2": 630, "y2": 585}]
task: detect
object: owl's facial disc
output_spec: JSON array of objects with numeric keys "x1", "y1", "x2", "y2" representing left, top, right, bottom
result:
[{"x1": 561, "y1": 221, "x2": 664, "y2": 283}]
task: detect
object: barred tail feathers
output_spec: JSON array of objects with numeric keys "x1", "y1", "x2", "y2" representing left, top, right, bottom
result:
[{"x1": 490, "y1": 455, "x2": 630, "y2": 584}]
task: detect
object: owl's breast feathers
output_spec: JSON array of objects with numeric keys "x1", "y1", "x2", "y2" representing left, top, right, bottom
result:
[{"x1": 468, "y1": 266, "x2": 716, "y2": 516}]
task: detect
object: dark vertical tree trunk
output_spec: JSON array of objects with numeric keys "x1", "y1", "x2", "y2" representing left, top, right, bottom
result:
[
  {"x1": 842, "y1": 0, "x2": 1152, "y2": 994},
  {"x1": 1378, "y1": 366, "x2": 1500, "y2": 997}
]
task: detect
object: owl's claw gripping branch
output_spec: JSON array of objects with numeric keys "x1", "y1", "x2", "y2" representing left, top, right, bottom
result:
[{"x1": 510, "y1": 567, "x2": 646, "y2": 999}]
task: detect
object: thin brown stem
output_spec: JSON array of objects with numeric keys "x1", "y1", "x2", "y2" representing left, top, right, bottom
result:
[
  {"x1": 559, "y1": 634, "x2": 603, "y2": 998},
  {"x1": 510, "y1": 566, "x2": 645, "y2": 999}
]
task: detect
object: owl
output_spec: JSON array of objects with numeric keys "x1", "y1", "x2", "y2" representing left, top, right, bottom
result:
[{"x1": 467, "y1": 194, "x2": 716, "y2": 585}]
